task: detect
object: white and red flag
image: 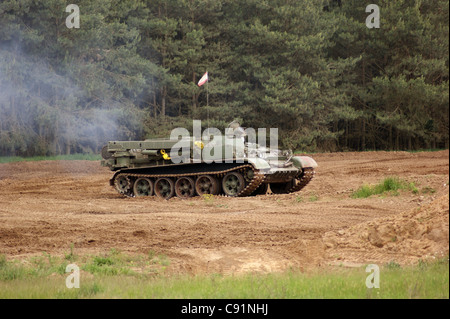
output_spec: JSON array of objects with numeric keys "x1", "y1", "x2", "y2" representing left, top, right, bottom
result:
[{"x1": 197, "y1": 72, "x2": 208, "y2": 87}]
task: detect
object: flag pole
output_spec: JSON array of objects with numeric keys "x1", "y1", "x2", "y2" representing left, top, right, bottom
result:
[
  {"x1": 197, "y1": 71, "x2": 210, "y2": 134},
  {"x1": 206, "y1": 71, "x2": 209, "y2": 133}
]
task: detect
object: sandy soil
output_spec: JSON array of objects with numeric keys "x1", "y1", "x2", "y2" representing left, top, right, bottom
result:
[{"x1": 0, "y1": 150, "x2": 448, "y2": 274}]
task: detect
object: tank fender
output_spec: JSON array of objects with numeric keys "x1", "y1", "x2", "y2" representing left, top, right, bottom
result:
[
  {"x1": 247, "y1": 158, "x2": 271, "y2": 170},
  {"x1": 291, "y1": 156, "x2": 318, "y2": 169}
]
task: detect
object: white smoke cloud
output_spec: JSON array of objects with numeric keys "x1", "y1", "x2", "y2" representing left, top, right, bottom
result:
[{"x1": 0, "y1": 41, "x2": 137, "y2": 156}]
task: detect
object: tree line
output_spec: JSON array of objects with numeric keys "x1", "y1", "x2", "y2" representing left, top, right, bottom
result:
[{"x1": 0, "y1": 0, "x2": 448, "y2": 156}]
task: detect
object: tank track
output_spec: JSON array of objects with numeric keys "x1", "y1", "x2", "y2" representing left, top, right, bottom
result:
[
  {"x1": 287, "y1": 167, "x2": 315, "y2": 193},
  {"x1": 112, "y1": 164, "x2": 265, "y2": 198},
  {"x1": 236, "y1": 169, "x2": 265, "y2": 197},
  {"x1": 112, "y1": 166, "x2": 314, "y2": 199}
]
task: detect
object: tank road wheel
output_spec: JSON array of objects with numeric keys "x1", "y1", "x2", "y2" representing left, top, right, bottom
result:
[
  {"x1": 175, "y1": 177, "x2": 195, "y2": 199},
  {"x1": 222, "y1": 172, "x2": 245, "y2": 197},
  {"x1": 133, "y1": 178, "x2": 153, "y2": 197},
  {"x1": 115, "y1": 175, "x2": 131, "y2": 195},
  {"x1": 154, "y1": 177, "x2": 175, "y2": 199},
  {"x1": 195, "y1": 175, "x2": 219, "y2": 196}
]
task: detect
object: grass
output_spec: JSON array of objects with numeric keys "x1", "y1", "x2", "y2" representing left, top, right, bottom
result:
[
  {"x1": 0, "y1": 248, "x2": 169, "y2": 282},
  {"x1": 421, "y1": 186, "x2": 436, "y2": 194},
  {"x1": 0, "y1": 251, "x2": 448, "y2": 299},
  {"x1": 0, "y1": 154, "x2": 101, "y2": 163},
  {"x1": 351, "y1": 177, "x2": 419, "y2": 199}
]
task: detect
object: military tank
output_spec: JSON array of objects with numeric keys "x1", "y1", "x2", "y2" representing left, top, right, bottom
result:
[{"x1": 101, "y1": 124, "x2": 317, "y2": 199}]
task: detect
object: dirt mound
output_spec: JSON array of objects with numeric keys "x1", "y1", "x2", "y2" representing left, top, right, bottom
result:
[{"x1": 323, "y1": 194, "x2": 449, "y2": 265}]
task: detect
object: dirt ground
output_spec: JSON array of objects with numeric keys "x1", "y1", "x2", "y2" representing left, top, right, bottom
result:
[{"x1": 0, "y1": 150, "x2": 448, "y2": 275}]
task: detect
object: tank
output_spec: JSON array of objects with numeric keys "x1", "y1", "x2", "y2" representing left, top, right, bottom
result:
[{"x1": 100, "y1": 123, "x2": 317, "y2": 199}]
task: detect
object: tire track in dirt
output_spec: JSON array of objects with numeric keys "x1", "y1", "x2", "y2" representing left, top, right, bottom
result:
[{"x1": 0, "y1": 150, "x2": 448, "y2": 274}]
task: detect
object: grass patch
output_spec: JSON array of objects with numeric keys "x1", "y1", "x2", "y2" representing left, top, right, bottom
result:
[
  {"x1": 352, "y1": 177, "x2": 418, "y2": 199},
  {"x1": 421, "y1": 186, "x2": 436, "y2": 194},
  {"x1": 0, "y1": 252, "x2": 448, "y2": 299},
  {"x1": 0, "y1": 248, "x2": 168, "y2": 283},
  {"x1": 0, "y1": 154, "x2": 101, "y2": 163},
  {"x1": 81, "y1": 248, "x2": 169, "y2": 276},
  {"x1": 294, "y1": 195, "x2": 303, "y2": 203}
]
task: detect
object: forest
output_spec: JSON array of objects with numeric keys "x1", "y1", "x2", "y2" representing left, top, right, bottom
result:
[{"x1": 0, "y1": 0, "x2": 448, "y2": 156}]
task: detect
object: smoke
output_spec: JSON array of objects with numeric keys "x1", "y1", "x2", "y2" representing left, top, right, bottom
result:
[{"x1": 0, "y1": 39, "x2": 139, "y2": 157}]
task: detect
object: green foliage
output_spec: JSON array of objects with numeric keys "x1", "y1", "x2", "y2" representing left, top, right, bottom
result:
[
  {"x1": 295, "y1": 195, "x2": 303, "y2": 203},
  {"x1": 309, "y1": 194, "x2": 319, "y2": 202},
  {"x1": 0, "y1": 154, "x2": 101, "y2": 163},
  {"x1": 0, "y1": 248, "x2": 171, "y2": 284},
  {"x1": 0, "y1": 253, "x2": 448, "y2": 298},
  {"x1": 352, "y1": 177, "x2": 418, "y2": 198},
  {"x1": 0, "y1": 0, "x2": 448, "y2": 156},
  {"x1": 82, "y1": 249, "x2": 134, "y2": 275},
  {"x1": 65, "y1": 244, "x2": 77, "y2": 262},
  {"x1": 421, "y1": 186, "x2": 436, "y2": 194},
  {"x1": 0, "y1": 252, "x2": 67, "y2": 280},
  {"x1": 385, "y1": 260, "x2": 402, "y2": 270}
]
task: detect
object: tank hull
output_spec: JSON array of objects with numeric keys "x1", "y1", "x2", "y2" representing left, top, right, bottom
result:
[{"x1": 101, "y1": 139, "x2": 317, "y2": 199}]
